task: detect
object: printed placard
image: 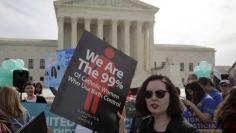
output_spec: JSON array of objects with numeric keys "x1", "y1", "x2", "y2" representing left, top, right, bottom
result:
[{"x1": 51, "y1": 31, "x2": 137, "y2": 133}]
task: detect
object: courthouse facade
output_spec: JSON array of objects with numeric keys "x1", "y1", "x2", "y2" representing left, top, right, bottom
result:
[
  {"x1": 54, "y1": 0, "x2": 159, "y2": 87},
  {"x1": 0, "y1": 0, "x2": 215, "y2": 88}
]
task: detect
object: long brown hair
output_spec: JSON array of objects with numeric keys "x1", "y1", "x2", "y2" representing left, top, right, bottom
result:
[
  {"x1": 186, "y1": 81, "x2": 206, "y2": 105},
  {"x1": 0, "y1": 86, "x2": 27, "y2": 118},
  {"x1": 215, "y1": 87, "x2": 236, "y2": 123}
]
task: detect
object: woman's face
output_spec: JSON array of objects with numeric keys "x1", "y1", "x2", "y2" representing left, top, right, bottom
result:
[
  {"x1": 145, "y1": 80, "x2": 170, "y2": 116},
  {"x1": 35, "y1": 84, "x2": 42, "y2": 92},
  {"x1": 24, "y1": 85, "x2": 35, "y2": 96},
  {"x1": 219, "y1": 83, "x2": 231, "y2": 95}
]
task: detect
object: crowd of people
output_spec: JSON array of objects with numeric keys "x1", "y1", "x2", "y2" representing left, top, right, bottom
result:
[
  {"x1": 22, "y1": 81, "x2": 47, "y2": 104},
  {"x1": 118, "y1": 63, "x2": 236, "y2": 133},
  {"x1": 0, "y1": 81, "x2": 47, "y2": 133},
  {"x1": 1, "y1": 62, "x2": 236, "y2": 133}
]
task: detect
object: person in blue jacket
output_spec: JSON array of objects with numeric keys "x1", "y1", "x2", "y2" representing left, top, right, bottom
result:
[
  {"x1": 183, "y1": 81, "x2": 217, "y2": 131},
  {"x1": 198, "y1": 77, "x2": 223, "y2": 107}
]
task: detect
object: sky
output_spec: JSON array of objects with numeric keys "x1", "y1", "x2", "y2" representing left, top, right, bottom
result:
[{"x1": 0, "y1": 0, "x2": 235, "y2": 66}]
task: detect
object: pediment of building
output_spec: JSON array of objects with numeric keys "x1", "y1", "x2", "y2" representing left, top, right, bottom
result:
[{"x1": 55, "y1": 0, "x2": 158, "y2": 11}]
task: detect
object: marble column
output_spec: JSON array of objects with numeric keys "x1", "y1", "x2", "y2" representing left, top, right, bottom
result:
[
  {"x1": 124, "y1": 20, "x2": 130, "y2": 55},
  {"x1": 84, "y1": 18, "x2": 91, "y2": 32},
  {"x1": 97, "y1": 19, "x2": 103, "y2": 40},
  {"x1": 136, "y1": 21, "x2": 143, "y2": 68},
  {"x1": 148, "y1": 22, "x2": 154, "y2": 71},
  {"x1": 58, "y1": 17, "x2": 64, "y2": 49},
  {"x1": 144, "y1": 23, "x2": 150, "y2": 70},
  {"x1": 71, "y1": 17, "x2": 78, "y2": 48},
  {"x1": 111, "y1": 20, "x2": 118, "y2": 48}
]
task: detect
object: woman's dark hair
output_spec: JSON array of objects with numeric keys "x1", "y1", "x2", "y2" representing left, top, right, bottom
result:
[
  {"x1": 228, "y1": 62, "x2": 236, "y2": 86},
  {"x1": 215, "y1": 87, "x2": 236, "y2": 124},
  {"x1": 198, "y1": 77, "x2": 214, "y2": 87},
  {"x1": 51, "y1": 66, "x2": 57, "y2": 78},
  {"x1": 187, "y1": 73, "x2": 198, "y2": 82},
  {"x1": 135, "y1": 75, "x2": 183, "y2": 120},
  {"x1": 176, "y1": 87, "x2": 181, "y2": 95},
  {"x1": 186, "y1": 81, "x2": 206, "y2": 104},
  {"x1": 34, "y1": 82, "x2": 43, "y2": 94},
  {"x1": 23, "y1": 81, "x2": 35, "y2": 89}
]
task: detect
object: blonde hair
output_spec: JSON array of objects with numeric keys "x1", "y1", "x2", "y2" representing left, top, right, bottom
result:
[{"x1": 0, "y1": 86, "x2": 27, "y2": 118}]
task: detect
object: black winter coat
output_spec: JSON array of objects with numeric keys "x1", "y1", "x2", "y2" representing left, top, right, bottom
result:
[{"x1": 137, "y1": 116, "x2": 195, "y2": 133}]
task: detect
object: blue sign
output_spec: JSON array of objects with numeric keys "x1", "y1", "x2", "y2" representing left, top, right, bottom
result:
[
  {"x1": 44, "y1": 49, "x2": 75, "y2": 89},
  {"x1": 184, "y1": 109, "x2": 222, "y2": 133}
]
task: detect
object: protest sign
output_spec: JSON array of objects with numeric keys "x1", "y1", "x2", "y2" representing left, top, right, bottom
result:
[
  {"x1": 22, "y1": 103, "x2": 76, "y2": 133},
  {"x1": 184, "y1": 109, "x2": 222, "y2": 133},
  {"x1": 16, "y1": 112, "x2": 47, "y2": 133},
  {"x1": 44, "y1": 48, "x2": 74, "y2": 89},
  {"x1": 51, "y1": 31, "x2": 137, "y2": 133}
]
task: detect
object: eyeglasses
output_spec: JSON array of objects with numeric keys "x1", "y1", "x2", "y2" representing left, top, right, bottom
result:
[{"x1": 144, "y1": 90, "x2": 168, "y2": 99}]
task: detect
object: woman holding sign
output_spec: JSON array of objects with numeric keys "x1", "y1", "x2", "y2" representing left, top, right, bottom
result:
[{"x1": 119, "y1": 75, "x2": 195, "y2": 133}]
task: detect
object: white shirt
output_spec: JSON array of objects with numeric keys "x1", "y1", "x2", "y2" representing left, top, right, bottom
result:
[{"x1": 26, "y1": 96, "x2": 37, "y2": 103}]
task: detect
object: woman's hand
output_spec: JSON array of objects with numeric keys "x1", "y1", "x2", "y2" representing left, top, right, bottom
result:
[
  {"x1": 183, "y1": 99, "x2": 212, "y2": 123},
  {"x1": 117, "y1": 107, "x2": 126, "y2": 133},
  {"x1": 182, "y1": 99, "x2": 194, "y2": 107}
]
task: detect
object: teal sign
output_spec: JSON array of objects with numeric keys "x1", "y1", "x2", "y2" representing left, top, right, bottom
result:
[{"x1": 22, "y1": 103, "x2": 76, "y2": 133}]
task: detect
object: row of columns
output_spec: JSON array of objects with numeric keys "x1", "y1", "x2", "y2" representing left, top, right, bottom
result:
[{"x1": 57, "y1": 17, "x2": 154, "y2": 70}]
